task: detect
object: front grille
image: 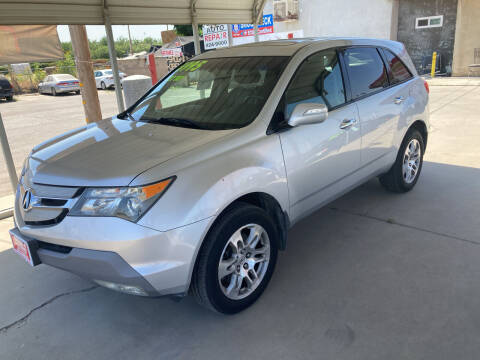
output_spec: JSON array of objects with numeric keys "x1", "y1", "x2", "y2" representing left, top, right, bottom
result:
[{"x1": 17, "y1": 177, "x2": 83, "y2": 226}]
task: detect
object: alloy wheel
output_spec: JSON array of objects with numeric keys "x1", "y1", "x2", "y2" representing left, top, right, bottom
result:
[
  {"x1": 218, "y1": 224, "x2": 270, "y2": 300},
  {"x1": 402, "y1": 138, "x2": 421, "y2": 184}
]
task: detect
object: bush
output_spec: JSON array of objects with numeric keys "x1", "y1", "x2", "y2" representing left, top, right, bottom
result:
[{"x1": 56, "y1": 51, "x2": 77, "y2": 76}]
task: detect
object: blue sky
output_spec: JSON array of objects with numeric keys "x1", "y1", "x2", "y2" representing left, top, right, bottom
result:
[{"x1": 57, "y1": 25, "x2": 170, "y2": 42}]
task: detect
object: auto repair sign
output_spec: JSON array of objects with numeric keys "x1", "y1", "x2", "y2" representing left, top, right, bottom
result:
[
  {"x1": 231, "y1": 14, "x2": 274, "y2": 38},
  {"x1": 202, "y1": 24, "x2": 230, "y2": 50}
]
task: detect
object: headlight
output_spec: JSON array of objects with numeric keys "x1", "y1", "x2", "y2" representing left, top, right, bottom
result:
[{"x1": 70, "y1": 177, "x2": 175, "y2": 222}]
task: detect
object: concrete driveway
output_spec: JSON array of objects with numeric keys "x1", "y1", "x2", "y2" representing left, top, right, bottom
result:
[
  {"x1": 0, "y1": 91, "x2": 118, "y2": 197},
  {"x1": 1, "y1": 81, "x2": 479, "y2": 359}
]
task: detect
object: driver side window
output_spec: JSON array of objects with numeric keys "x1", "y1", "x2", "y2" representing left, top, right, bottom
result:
[{"x1": 285, "y1": 49, "x2": 345, "y2": 118}]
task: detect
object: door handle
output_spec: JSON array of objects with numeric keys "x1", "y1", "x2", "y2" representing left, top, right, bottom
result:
[
  {"x1": 394, "y1": 96, "x2": 405, "y2": 104},
  {"x1": 340, "y1": 118, "x2": 357, "y2": 130}
]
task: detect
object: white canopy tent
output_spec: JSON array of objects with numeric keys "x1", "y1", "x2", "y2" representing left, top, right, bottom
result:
[{"x1": 0, "y1": 0, "x2": 266, "y2": 204}]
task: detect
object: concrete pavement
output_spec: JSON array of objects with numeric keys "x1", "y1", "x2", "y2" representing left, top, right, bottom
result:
[
  {"x1": 0, "y1": 91, "x2": 118, "y2": 197},
  {"x1": 1, "y1": 81, "x2": 479, "y2": 359}
]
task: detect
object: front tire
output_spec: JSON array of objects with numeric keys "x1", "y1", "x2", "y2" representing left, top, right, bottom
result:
[
  {"x1": 191, "y1": 203, "x2": 279, "y2": 314},
  {"x1": 379, "y1": 128, "x2": 425, "y2": 193},
  {"x1": 101, "y1": 81, "x2": 106, "y2": 90},
  {"x1": 51, "y1": 87, "x2": 56, "y2": 96}
]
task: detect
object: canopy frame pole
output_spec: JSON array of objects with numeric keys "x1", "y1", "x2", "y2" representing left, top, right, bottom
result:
[
  {"x1": 191, "y1": 0, "x2": 201, "y2": 55},
  {"x1": 253, "y1": 0, "x2": 266, "y2": 42},
  {"x1": 228, "y1": 24, "x2": 233, "y2": 47},
  {"x1": 0, "y1": 113, "x2": 18, "y2": 193},
  {"x1": 103, "y1": 0, "x2": 125, "y2": 112}
]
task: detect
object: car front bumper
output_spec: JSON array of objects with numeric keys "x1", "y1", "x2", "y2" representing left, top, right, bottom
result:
[{"x1": 13, "y1": 215, "x2": 212, "y2": 297}]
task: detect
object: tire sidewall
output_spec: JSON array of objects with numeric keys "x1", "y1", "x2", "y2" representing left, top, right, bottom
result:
[
  {"x1": 397, "y1": 129, "x2": 425, "y2": 191},
  {"x1": 203, "y1": 206, "x2": 279, "y2": 314}
]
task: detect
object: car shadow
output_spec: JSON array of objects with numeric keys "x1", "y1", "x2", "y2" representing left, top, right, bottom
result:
[{"x1": 1, "y1": 161, "x2": 480, "y2": 358}]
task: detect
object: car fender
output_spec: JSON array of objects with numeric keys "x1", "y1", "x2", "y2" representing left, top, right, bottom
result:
[
  {"x1": 137, "y1": 133, "x2": 289, "y2": 233},
  {"x1": 394, "y1": 77, "x2": 430, "y2": 152}
]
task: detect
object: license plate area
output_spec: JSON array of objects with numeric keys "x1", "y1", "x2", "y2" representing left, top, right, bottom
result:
[{"x1": 9, "y1": 230, "x2": 41, "y2": 266}]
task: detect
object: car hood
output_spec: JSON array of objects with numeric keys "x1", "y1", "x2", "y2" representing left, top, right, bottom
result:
[{"x1": 25, "y1": 117, "x2": 236, "y2": 187}]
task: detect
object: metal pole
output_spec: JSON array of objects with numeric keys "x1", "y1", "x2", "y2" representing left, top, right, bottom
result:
[
  {"x1": 254, "y1": 23, "x2": 259, "y2": 42},
  {"x1": 127, "y1": 25, "x2": 134, "y2": 55},
  {"x1": 228, "y1": 24, "x2": 233, "y2": 47},
  {"x1": 431, "y1": 51, "x2": 437, "y2": 78},
  {"x1": 103, "y1": 1, "x2": 125, "y2": 112},
  {"x1": 0, "y1": 113, "x2": 18, "y2": 192}
]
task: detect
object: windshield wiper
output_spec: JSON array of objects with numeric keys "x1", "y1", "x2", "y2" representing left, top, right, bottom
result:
[
  {"x1": 140, "y1": 117, "x2": 207, "y2": 129},
  {"x1": 117, "y1": 110, "x2": 135, "y2": 121}
]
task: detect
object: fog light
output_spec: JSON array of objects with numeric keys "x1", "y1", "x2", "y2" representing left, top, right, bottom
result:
[{"x1": 95, "y1": 280, "x2": 148, "y2": 296}]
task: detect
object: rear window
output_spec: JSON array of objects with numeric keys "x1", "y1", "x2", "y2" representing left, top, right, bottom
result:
[
  {"x1": 54, "y1": 74, "x2": 76, "y2": 80},
  {"x1": 0, "y1": 77, "x2": 10, "y2": 85},
  {"x1": 344, "y1": 47, "x2": 388, "y2": 99},
  {"x1": 383, "y1": 49, "x2": 412, "y2": 85}
]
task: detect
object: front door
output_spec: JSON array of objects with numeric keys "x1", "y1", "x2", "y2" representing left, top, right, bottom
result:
[{"x1": 278, "y1": 48, "x2": 361, "y2": 221}]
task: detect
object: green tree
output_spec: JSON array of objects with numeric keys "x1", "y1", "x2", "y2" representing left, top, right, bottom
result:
[
  {"x1": 174, "y1": 24, "x2": 202, "y2": 36},
  {"x1": 56, "y1": 51, "x2": 77, "y2": 76}
]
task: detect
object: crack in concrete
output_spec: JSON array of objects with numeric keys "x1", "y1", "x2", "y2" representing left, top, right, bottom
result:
[
  {"x1": 328, "y1": 207, "x2": 480, "y2": 246},
  {"x1": 0, "y1": 286, "x2": 98, "y2": 334}
]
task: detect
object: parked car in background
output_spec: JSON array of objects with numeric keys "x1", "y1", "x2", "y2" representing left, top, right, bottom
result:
[
  {"x1": 0, "y1": 76, "x2": 14, "y2": 101},
  {"x1": 94, "y1": 69, "x2": 126, "y2": 89},
  {"x1": 38, "y1": 74, "x2": 80, "y2": 96},
  {"x1": 10, "y1": 38, "x2": 429, "y2": 314}
]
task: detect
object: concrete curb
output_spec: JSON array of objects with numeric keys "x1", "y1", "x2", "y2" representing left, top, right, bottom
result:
[{"x1": 0, "y1": 208, "x2": 13, "y2": 220}]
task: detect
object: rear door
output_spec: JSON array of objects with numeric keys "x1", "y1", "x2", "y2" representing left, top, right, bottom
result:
[
  {"x1": 94, "y1": 71, "x2": 101, "y2": 87},
  {"x1": 278, "y1": 48, "x2": 361, "y2": 220},
  {"x1": 341, "y1": 47, "x2": 401, "y2": 167}
]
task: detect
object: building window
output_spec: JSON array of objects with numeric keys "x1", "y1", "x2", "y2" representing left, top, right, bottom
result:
[{"x1": 415, "y1": 15, "x2": 443, "y2": 29}]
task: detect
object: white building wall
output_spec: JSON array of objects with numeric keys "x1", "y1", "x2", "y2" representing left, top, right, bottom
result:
[{"x1": 263, "y1": 0, "x2": 396, "y2": 40}]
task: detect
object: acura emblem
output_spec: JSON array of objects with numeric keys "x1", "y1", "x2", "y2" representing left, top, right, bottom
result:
[{"x1": 22, "y1": 190, "x2": 32, "y2": 211}]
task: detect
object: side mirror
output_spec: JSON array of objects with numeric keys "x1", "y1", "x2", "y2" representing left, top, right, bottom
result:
[{"x1": 288, "y1": 103, "x2": 328, "y2": 127}]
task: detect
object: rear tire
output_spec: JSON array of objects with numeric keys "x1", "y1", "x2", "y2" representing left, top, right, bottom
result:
[
  {"x1": 379, "y1": 129, "x2": 424, "y2": 193},
  {"x1": 191, "y1": 203, "x2": 279, "y2": 314},
  {"x1": 101, "y1": 81, "x2": 106, "y2": 90},
  {"x1": 75, "y1": 90, "x2": 80, "y2": 95},
  {"x1": 6, "y1": 95, "x2": 13, "y2": 101}
]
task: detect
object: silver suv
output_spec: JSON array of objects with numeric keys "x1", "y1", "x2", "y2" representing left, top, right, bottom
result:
[{"x1": 10, "y1": 38, "x2": 429, "y2": 313}]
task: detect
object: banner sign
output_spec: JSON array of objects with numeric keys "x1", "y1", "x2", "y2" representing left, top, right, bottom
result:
[
  {"x1": 231, "y1": 14, "x2": 274, "y2": 38},
  {"x1": 0, "y1": 25, "x2": 63, "y2": 65},
  {"x1": 202, "y1": 24, "x2": 229, "y2": 50},
  {"x1": 160, "y1": 48, "x2": 183, "y2": 57}
]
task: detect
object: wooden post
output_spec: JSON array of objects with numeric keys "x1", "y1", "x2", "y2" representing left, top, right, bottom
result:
[{"x1": 68, "y1": 25, "x2": 102, "y2": 123}]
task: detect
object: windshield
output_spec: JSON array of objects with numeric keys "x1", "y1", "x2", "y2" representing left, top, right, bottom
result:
[
  {"x1": 55, "y1": 74, "x2": 76, "y2": 80},
  {"x1": 105, "y1": 70, "x2": 113, "y2": 75},
  {"x1": 124, "y1": 56, "x2": 288, "y2": 130}
]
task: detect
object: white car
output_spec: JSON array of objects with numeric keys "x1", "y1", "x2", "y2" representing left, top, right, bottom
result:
[{"x1": 94, "y1": 69, "x2": 126, "y2": 89}]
